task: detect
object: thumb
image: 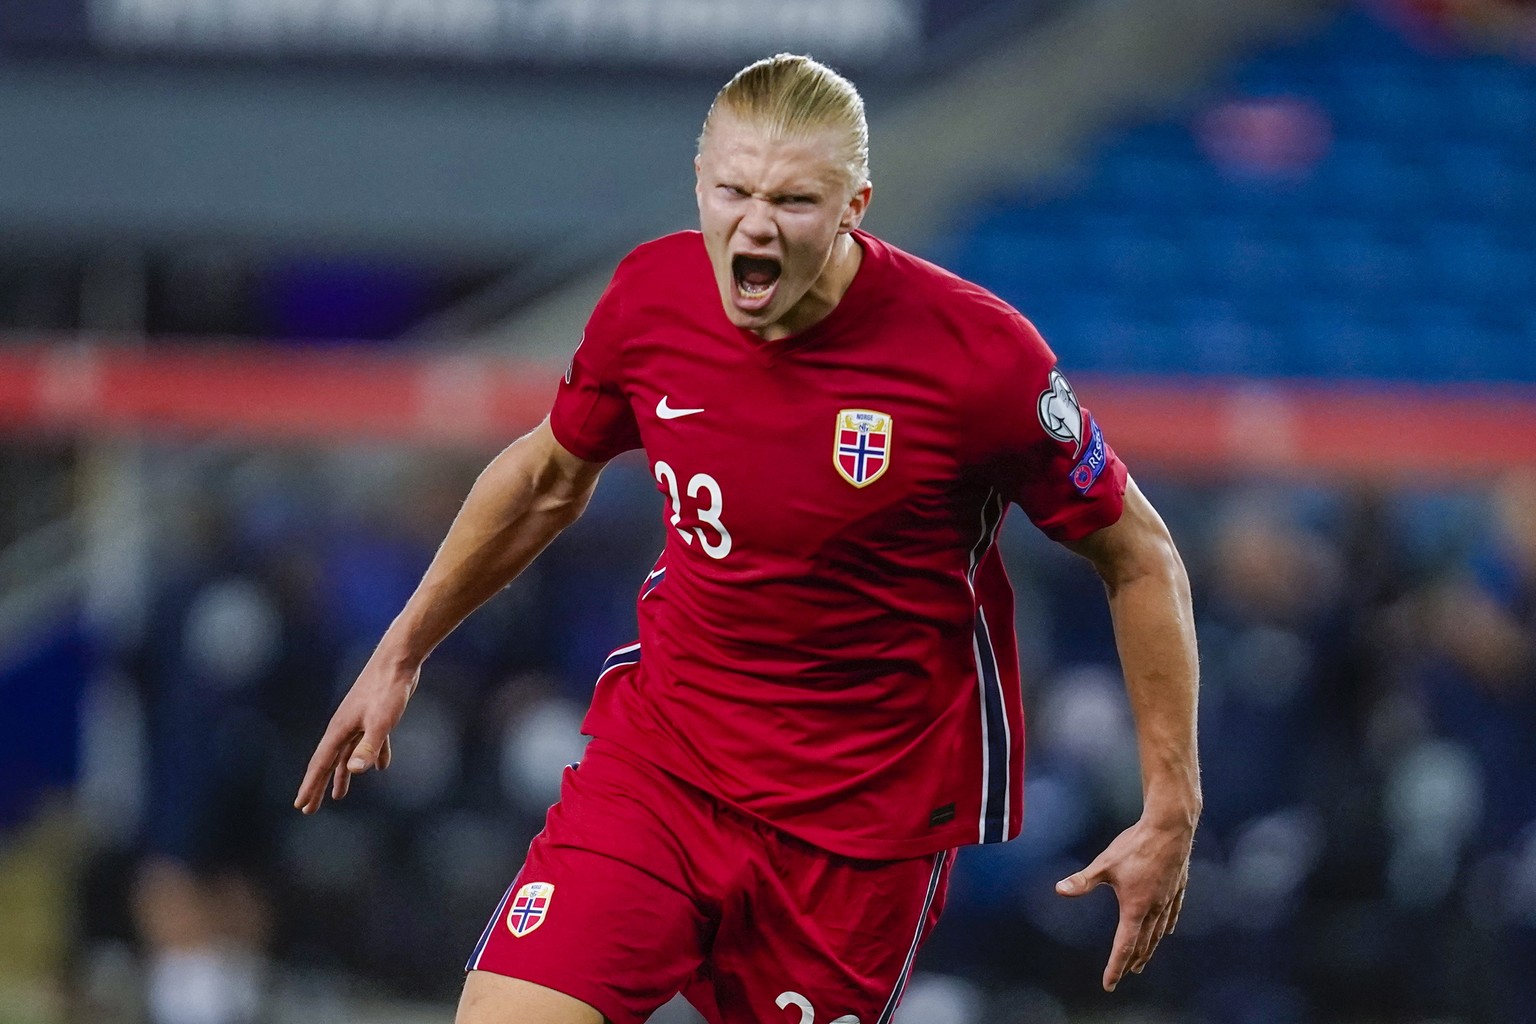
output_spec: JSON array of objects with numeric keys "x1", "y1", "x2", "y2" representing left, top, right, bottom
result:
[
  {"x1": 347, "y1": 735, "x2": 384, "y2": 774},
  {"x1": 1056, "y1": 861, "x2": 1106, "y2": 897}
]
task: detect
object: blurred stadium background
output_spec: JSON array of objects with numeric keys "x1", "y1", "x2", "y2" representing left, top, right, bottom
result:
[{"x1": 3, "y1": 0, "x2": 1535, "y2": 1021}]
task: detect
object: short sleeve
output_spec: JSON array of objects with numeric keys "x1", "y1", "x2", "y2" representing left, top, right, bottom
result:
[
  {"x1": 548, "y1": 263, "x2": 643, "y2": 463},
  {"x1": 967, "y1": 313, "x2": 1127, "y2": 543}
]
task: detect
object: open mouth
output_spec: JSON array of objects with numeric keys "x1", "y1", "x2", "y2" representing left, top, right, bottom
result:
[{"x1": 731, "y1": 254, "x2": 782, "y2": 311}]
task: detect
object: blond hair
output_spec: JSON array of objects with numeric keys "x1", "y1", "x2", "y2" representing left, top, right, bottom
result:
[{"x1": 700, "y1": 53, "x2": 870, "y2": 190}]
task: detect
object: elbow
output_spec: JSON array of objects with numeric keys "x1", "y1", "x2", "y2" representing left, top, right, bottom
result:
[
  {"x1": 1145, "y1": 532, "x2": 1191, "y2": 605},
  {"x1": 1151, "y1": 530, "x2": 1191, "y2": 594},
  {"x1": 550, "y1": 484, "x2": 596, "y2": 527},
  {"x1": 1103, "y1": 534, "x2": 1187, "y2": 599},
  {"x1": 529, "y1": 468, "x2": 599, "y2": 527}
]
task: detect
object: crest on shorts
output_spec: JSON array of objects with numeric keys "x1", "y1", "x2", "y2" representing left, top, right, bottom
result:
[
  {"x1": 834, "y1": 409, "x2": 893, "y2": 488},
  {"x1": 506, "y1": 881, "x2": 554, "y2": 938}
]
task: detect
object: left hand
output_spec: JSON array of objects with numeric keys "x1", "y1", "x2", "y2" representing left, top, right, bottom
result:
[{"x1": 1055, "y1": 813, "x2": 1194, "y2": 992}]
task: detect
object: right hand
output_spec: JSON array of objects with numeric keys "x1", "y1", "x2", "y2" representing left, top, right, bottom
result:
[
  {"x1": 1055, "y1": 809, "x2": 1194, "y2": 992},
  {"x1": 293, "y1": 644, "x2": 420, "y2": 814}
]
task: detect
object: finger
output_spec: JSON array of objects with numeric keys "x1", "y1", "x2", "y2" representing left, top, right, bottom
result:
[
  {"x1": 1130, "y1": 895, "x2": 1170, "y2": 972},
  {"x1": 295, "y1": 727, "x2": 351, "y2": 813},
  {"x1": 1103, "y1": 910, "x2": 1143, "y2": 992},
  {"x1": 1131, "y1": 900, "x2": 1173, "y2": 975},
  {"x1": 335, "y1": 730, "x2": 369, "y2": 800},
  {"x1": 331, "y1": 751, "x2": 352, "y2": 802},
  {"x1": 295, "y1": 737, "x2": 337, "y2": 811},
  {"x1": 1124, "y1": 896, "x2": 1164, "y2": 977},
  {"x1": 1126, "y1": 906, "x2": 1157, "y2": 976},
  {"x1": 379, "y1": 735, "x2": 393, "y2": 771},
  {"x1": 1056, "y1": 856, "x2": 1111, "y2": 897},
  {"x1": 1168, "y1": 883, "x2": 1187, "y2": 935}
]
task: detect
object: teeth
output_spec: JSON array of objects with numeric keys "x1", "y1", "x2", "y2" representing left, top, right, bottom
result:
[{"x1": 740, "y1": 281, "x2": 771, "y2": 297}]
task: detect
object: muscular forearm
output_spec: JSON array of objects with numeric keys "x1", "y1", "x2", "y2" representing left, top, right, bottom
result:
[
  {"x1": 1103, "y1": 547, "x2": 1201, "y2": 824},
  {"x1": 295, "y1": 419, "x2": 602, "y2": 815},
  {"x1": 384, "y1": 420, "x2": 600, "y2": 667},
  {"x1": 1061, "y1": 479, "x2": 1200, "y2": 988},
  {"x1": 1071, "y1": 478, "x2": 1201, "y2": 825}
]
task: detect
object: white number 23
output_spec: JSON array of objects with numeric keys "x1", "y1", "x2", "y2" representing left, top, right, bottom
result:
[
  {"x1": 653, "y1": 460, "x2": 732, "y2": 559},
  {"x1": 775, "y1": 991, "x2": 860, "y2": 1024}
]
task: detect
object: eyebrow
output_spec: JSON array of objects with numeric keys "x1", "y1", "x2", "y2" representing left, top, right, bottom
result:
[{"x1": 717, "y1": 180, "x2": 823, "y2": 203}]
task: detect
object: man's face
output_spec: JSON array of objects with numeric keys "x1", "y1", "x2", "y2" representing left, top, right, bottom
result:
[{"x1": 695, "y1": 114, "x2": 871, "y2": 337}]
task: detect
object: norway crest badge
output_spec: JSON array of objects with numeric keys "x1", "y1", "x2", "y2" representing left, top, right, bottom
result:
[
  {"x1": 834, "y1": 409, "x2": 893, "y2": 488},
  {"x1": 505, "y1": 881, "x2": 554, "y2": 938}
]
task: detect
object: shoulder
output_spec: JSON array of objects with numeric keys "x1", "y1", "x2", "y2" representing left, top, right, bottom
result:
[
  {"x1": 868, "y1": 237, "x2": 1061, "y2": 416},
  {"x1": 865, "y1": 232, "x2": 1054, "y2": 367},
  {"x1": 594, "y1": 231, "x2": 712, "y2": 327},
  {"x1": 612, "y1": 231, "x2": 710, "y2": 289},
  {"x1": 588, "y1": 232, "x2": 708, "y2": 334}
]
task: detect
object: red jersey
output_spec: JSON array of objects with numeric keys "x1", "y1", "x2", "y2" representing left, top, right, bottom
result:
[{"x1": 548, "y1": 230, "x2": 1126, "y2": 860}]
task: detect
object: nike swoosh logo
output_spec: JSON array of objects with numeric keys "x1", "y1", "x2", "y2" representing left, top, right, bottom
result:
[{"x1": 656, "y1": 396, "x2": 705, "y2": 420}]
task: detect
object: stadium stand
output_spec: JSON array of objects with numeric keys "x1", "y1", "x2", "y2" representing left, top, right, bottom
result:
[{"x1": 938, "y1": 8, "x2": 1536, "y2": 382}]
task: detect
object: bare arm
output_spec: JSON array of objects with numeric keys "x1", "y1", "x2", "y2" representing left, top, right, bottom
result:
[
  {"x1": 1055, "y1": 475, "x2": 1201, "y2": 991},
  {"x1": 294, "y1": 418, "x2": 605, "y2": 814}
]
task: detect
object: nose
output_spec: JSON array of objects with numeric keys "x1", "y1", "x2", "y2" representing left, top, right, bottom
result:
[{"x1": 740, "y1": 197, "x2": 776, "y2": 243}]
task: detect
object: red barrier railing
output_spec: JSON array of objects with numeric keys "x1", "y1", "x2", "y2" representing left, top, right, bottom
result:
[{"x1": 3, "y1": 340, "x2": 1534, "y2": 479}]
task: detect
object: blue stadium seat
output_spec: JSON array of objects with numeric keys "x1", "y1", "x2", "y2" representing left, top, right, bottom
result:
[
  {"x1": 1164, "y1": 296, "x2": 1284, "y2": 375},
  {"x1": 1399, "y1": 304, "x2": 1509, "y2": 381},
  {"x1": 1421, "y1": 221, "x2": 1535, "y2": 307},
  {"x1": 1077, "y1": 309, "x2": 1182, "y2": 374},
  {"x1": 944, "y1": 10, "x2": 1533, "y2": 383},
  {"x1": 1092, "y1": 231, "x2": 1196, "y2": 297},
  {"x1": 1430, "y1": 145, "x2": 1532, "y2": 218},
  {"x1": 1290, "y1": 302, "x2": 1417, "y2": 379},
  {"x1": 1194, "y1": 227, "x2": 1304, "y2": 308},
  {"x1": 1448, "y1": 62, "x2": 1535, "y2": 140},
  {"x1": 1099, "y1": 153, "x2": 1211, "y2": 214},
  {"x1": 1314, "y1": 140, "x2": 1437, "y2": 216}
]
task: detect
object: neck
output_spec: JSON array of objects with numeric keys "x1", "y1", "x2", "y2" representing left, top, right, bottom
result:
[{"x1": 755, "y1": 232, "x2": 863, "y2": 342}]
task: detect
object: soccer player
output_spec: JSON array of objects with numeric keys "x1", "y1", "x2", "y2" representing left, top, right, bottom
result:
[{"x1": 295, "y1": 54, "x2": 1200, "y2": 1024}]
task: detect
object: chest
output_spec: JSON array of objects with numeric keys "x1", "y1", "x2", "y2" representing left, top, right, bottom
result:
[{"x1": 622, "y1": 328, "x2": 970, "y2": 562}]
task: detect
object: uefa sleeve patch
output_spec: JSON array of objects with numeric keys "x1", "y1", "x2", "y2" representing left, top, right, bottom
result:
[
  {"x1": 1037, "y1": 369, "x2": 1084, "y2": 451},
  {"x1": 1070, "y1": 416, "x2": 1108, "y2": 494},
  {"x1": 506, "y1": 881, "x2": 554, "y2": 937}
]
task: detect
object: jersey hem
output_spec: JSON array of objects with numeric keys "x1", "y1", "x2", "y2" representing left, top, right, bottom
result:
[
  {"x1": 548, "y1": 409, "x2": 620, "y2": 465},
  {"x1": 595, "y1": 733, "x2": 994, "y2": 862},
  {"x1": 1035, "y1": 483, "x2": 1127, "y2": 543}
]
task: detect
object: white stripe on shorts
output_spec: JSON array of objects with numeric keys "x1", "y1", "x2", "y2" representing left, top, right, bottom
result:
[
  {"x1": 873, "y1": 849, "x2": 950, "y2": 1024},
  {"x1": 465, "y1": 881, "x2": 518, "y2": 972}
]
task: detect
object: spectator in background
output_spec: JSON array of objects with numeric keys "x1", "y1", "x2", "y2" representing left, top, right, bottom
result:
[
  {"x1": 128, "y1": 483, "x2": 335, "y2": 1024},
  {"x1": 1174, "y1": 496, "x2": 1343, "y2": 1021},
  {"x1": 1196, "y1": 496, "x2": 1342, "y2": 839},
  {"x1": 1387, "y1": 471, "x2": 1536, "y2": 1021},
  {"x1": 1416, "y1": 472, "x2": 1536, "y2": 854}
]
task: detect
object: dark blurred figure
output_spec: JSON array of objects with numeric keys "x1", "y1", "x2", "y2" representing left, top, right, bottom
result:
[
  {"x1": 1400, "y1": 471, "x2": 1536, "y2": 1022},
  {"x1": 125, "y1": 481, "x2": 335, "y2": 1024},
  {"x1": 1176, "y1": 494, "x2": 1347, "y2": 1023}
]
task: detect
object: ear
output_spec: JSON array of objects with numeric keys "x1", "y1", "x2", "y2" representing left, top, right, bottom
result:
[
  {"x1": 693, "y1": 154, "x2": 704, "y2": 200},
  {"x1": 839, "y1": 180, "x2": 873, "y2": 234}
]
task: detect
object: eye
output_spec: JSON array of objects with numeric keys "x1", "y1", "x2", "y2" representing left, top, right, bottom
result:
[{"x1": 719, "y1": 185, "x2": 749, "y2": 198}]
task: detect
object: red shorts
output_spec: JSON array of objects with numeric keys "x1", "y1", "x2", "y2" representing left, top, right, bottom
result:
[{"x1": 466, "y1": 738, "x2": 953, "y2": 1024}]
